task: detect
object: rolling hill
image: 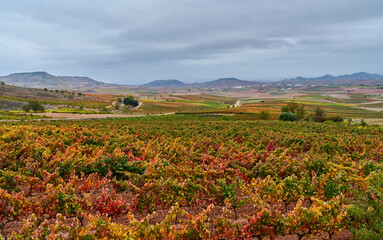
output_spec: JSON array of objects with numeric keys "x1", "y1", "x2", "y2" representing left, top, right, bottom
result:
[
  {"x1": 140, "y1": 78, "x2": 258, "y2": 88},
  {"x1": 0, "y1": 72, "x2": 257, "y2": 90},
  {"x1": 141, "y1": 79, "x2": 186, "y2": 87},
  {"x1": 0, "y1": 83, "x2": 106, "y2": 111},
  {"x1": 194, "y1": 78, "x2": 257, "y2": 88},
  {"x1": 0, "y1": 72, "x2": 121, "y2": 90},
  {"x1": 3, "y1": 71, "x2": 382, "y2": 91},
  {"x1": 282, "y1": 72, "x2": 383, "y2": 85}
]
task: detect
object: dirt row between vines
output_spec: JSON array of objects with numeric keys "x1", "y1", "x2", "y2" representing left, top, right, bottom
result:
[{"x1": 3, "y1": 187, "x2": 353, "y2": 240}]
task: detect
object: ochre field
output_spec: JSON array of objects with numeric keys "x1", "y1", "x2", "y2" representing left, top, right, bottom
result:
[{"x1": 0, "y1": 115, "x2": 382, "y2": 239}]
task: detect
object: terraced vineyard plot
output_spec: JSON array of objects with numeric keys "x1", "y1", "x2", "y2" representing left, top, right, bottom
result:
[{"x1": 0, "y1": 116, "x2": 382, "y2": 239}]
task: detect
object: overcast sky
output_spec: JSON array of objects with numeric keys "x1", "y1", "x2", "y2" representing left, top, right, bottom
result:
[{"x1": 1, "y1": 0, "x2": 383, "y2": 84}]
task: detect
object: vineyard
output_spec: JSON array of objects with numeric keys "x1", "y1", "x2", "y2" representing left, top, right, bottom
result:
[{"x1": 0, "y1": 115, "x2": 382, "y2": 239}]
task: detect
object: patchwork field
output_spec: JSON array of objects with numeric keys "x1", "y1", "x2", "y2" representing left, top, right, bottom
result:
[{"x1": 1, "y1": 82, "x2": 383, "y2": 123}]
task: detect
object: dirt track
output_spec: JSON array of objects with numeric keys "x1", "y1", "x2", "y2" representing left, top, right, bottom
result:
[{"x1": 29, "y1": 112, "x2": 174, "y2": 120}]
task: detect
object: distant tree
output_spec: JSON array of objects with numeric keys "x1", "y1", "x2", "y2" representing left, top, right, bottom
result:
[
  {"x1": 281, "y1": 101, "x2": 306, "y2": 120},
  {"x1": 44, "y1": 88, "x2": 48, "y2": 91},
  {"x1": 296, "y1": 106, "x2": 306, "y2": 120},
  {"x1": 0, "y1": 82, "x2": 4, "y2": 85},
  {"x1": 23, "y1": 100, "x2": 45, "y2": 113},
  {"x1": 279, "y1": 112, "x2": 297, "y2": 121},
  {"x1": 123, "y1": 96, "x2": 139, "y2": 107},
  {"x1": 312, "y1": 107, "x2": 325, "y2": 122},
  {"x1": 281, "y1": 101, "x2": 299, "y2": 113}
]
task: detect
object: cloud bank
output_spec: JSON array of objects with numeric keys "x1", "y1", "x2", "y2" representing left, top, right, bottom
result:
[{"x1": 1, "y1": 0, "x2": 383, "y2": 84}]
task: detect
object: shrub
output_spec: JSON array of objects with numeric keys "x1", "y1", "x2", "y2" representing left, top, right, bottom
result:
[
  {"x1": 327, "y1": 115, "x2": 344, "y2": 122},
  {"x1": 281, "y1": 101, "x2": 305, "y2": 120},
  {"x1": 221, "y1": 115, "x2": 230, "y2": 121},
  {"x1": 258, "y1": 111, "x2": 271, "y2": 120},
  {"x1": 123, "y1": 96, "x2": 139, "y2": 107},
  {"x1": 281, "y1": 101, "x2": 299, "y2": 113},
  {"x1": 312, "y1": 107, "x2": 325, "y2": 122},
  {"x1": 279, "y1": 112, "x2": 297, "y2": 121},
  {"x1": 22, "y1": 104, "x2": 30, "y2": 112},
  {"x1": 296, "y1": 106, "x2": 305, "y2": 120},
  {"x1": 22, "y1": 100, "x2": 45, "y2": 113}
]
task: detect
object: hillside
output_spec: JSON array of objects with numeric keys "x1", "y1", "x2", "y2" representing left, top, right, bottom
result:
[
  {"x1": 140, "y1": 77, "x2": 258, "y2": 88},
  {"x1": 282, "y1": 72, "x2": 383, "y2": 85},
  {"x1": 194, "y1": 78, "x2": 257, "y2": 88},
  {"x1": 141, "y1": 79, "x2": 186, "y2": 87},
  {"x1": 0, "y1": 99, "x2": 25, "y2": 111},
  {"x1": 0, "y1": 72, "x2": 258, "y2": 90},
  {"x1": 0, "y1": 83, "x2": 111, "y2": 111},
  {"x1": 0, "y1": 71, "x2": 121, "y2": 90},
  {"x1": 0, "y1": 83, "x2": 94, "y2": 101}
]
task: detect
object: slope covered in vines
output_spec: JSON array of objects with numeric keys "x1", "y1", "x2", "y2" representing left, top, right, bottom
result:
[{"x1": 0, "y1": 116, "x2": 382, "y2": 239}]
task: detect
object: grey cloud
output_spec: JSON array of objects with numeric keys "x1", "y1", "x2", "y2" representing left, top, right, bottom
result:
[{"x1": 1, "y1": 0, "x2": 383, "y2": 83}]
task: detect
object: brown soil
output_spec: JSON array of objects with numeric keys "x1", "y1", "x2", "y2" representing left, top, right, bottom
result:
[{"x1": 3, "y1": 196, "x2": 354, "y2": 240}]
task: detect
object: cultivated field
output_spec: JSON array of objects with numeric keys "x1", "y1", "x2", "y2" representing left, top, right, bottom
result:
[
  {"x1": 0, "y1": 116, "x2": 382, "y2": 239},
  {"x1": 1, "y1": 84, "x2": 383, "y2": 239}
]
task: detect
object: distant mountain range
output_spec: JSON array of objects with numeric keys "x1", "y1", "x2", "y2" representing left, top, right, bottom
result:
[
  {"x1": 0, "y1": 72, "x2": 257, "y2": 90},
  {"x1": 1, "y1": 71, "x2": 383, "y2": 91},
  {"x1": 0, "y1": 72, "x2": 121, "y2": 90},
  {"x1": 143, "y1": 73, "x2": 383, "y2": 88},
  {"x1": 282, "y1": 72, "x2": 383, "y2": 85},
  {"x1": 195, "y1": 78, "x2": 258, "y2": 88},
  {"x1": 141, "y1": 78, "x2": 258, "y2": 88}
]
